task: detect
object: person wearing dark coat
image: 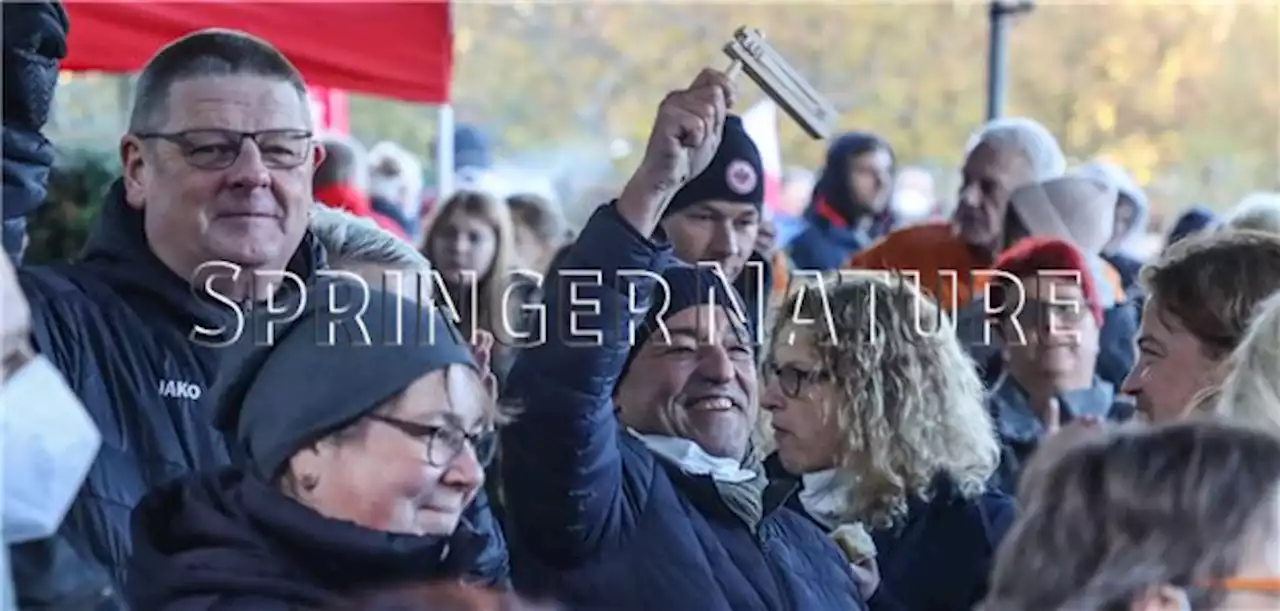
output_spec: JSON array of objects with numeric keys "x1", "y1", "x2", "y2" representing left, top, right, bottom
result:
[
  {"x1": 787, "y1": 132, "x2": 896, "y2": 271},
  {"x1": 1076, "y1": 160, "x2": 1151, "y2": 300},
  {"x1": 127, "y1": 282, "x2": 507, "y2": 610},
  {"x1": 501, "y1": 71, "x2": 865, "y2": 611},
  {"x1": 0, "y1": 3, "x2": 118, "y2": 608},
  {"x1": 762, "y1": 272, "x2": 1015, "y2": 611}
]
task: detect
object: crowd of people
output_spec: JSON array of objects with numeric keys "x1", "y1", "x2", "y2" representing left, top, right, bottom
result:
[{"x1": 8, "y1": 3, "x2": 1280, "y2": 611}]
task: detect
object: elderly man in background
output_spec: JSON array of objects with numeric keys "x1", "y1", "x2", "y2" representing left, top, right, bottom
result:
[
  {"x1": 848, "y1": 118, "x2": 1140, "y2": 388},
  {"x1": 846, "y1": 117, "x2": 1067, "y2": 308},
  {"x1": 314, "y1": 134, "x2": 409, "y2": 240}
]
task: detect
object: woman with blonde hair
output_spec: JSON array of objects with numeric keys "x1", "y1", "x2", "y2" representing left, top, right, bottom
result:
[
  {"x1": 1217, "y1": 290, "x2": 1280, "y2": 433},
  {"x1": 423, "y1": 190, "x2": 521, "y2": 383},
  {"x1": 763, "y1": 271, "x2": 1014, "y2": 610}
]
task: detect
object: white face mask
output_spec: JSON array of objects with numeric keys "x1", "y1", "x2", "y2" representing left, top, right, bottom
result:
[{"x1": 2, "y1": 355, "x2": 101, "y2": 544}]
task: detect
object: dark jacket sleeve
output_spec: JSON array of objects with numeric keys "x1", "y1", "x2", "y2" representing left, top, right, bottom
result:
[
  {"x1": 10, "y1": 536, "x2": 122, "y2": 611},
  {"x1": 1096, "y1": 302, "x2": 1139, "y2": 388},
  {"x1": 866, "y1": 586, "x2": 908, "y2": 611},
  {"x1": 499, "y1": 203, "x2": 670, "y2": 567},
  {"x1": 2, "y1": 1, "x2": 69, "y2": 260},
  {"x1": 18, "y1": 267, "x2": 89, "y2": 387},
  {"x1": 10, "y1": 270, "x2": 116, "y2": 609},
  {"x1": 971, "y1": 491, "x2": 1018, "y2": 604},
  {"x1": 458, "y1": 486, "x2": 510, "y2": 587}
]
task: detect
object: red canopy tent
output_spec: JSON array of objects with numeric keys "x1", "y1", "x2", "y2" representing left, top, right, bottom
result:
[
  {"x1": 59, "y1": 1, "x2": 459, "y2": 194},
  {"x1": 62, "y1": 1, "x2": 453, "y2": 104}
]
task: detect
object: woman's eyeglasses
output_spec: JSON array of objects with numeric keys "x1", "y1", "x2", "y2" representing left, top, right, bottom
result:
[
  {"x1": 762, "y1": 362, "x2": 831, "y2": 398},
  {"x1": 134, "y1": 128, "x2": 313, "y2": 170},
  {"x1": 368, "y1": 414, "x2": 496, "y2": 468}
]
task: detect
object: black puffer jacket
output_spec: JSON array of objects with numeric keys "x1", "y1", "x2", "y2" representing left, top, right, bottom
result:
[{"x1": 127, "y1": 469, "x2": 495, "y2": 610}]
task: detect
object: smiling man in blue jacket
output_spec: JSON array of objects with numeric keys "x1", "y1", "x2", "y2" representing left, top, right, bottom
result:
[{"x1": 500, "y1": 68, "x2": 866, "y2": 611}]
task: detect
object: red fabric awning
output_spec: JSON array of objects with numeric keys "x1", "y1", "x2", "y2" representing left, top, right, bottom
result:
[{"x1": 62, "y1": 1, "x2": 453, "y2": 104}]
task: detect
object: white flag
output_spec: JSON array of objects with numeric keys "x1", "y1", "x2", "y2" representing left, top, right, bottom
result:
[{"x1": 739, "y1": 100, "x2": 784, "y2": 213}]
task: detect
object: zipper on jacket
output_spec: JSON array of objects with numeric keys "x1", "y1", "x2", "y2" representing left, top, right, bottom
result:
[{"x1": 757, "y1": 530, "x2": 795, "y2": 611}]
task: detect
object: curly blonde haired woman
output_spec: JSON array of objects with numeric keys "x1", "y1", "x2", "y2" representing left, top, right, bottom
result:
[{"x1": 763, "y1": 271, "x2": 1015, "y2": 611}]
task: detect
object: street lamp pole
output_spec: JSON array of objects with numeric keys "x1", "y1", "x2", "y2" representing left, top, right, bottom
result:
[{"x1": 985, "y1": 0, "x2": 1035, "y2": 122}]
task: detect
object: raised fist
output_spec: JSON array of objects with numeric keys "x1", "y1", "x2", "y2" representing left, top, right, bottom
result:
[{"x1": 634, "y1": 69, "x2": 737, "y2": 200}]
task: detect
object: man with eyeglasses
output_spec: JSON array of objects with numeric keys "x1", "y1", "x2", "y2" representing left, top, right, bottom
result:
[{"x1": 3, "y1": 26, "x2": 504, "y2": 606}]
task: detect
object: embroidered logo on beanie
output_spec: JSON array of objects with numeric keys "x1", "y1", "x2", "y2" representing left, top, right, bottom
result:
[{"x1": 726, "y1": 159, "x2": 758, "y2": 195}]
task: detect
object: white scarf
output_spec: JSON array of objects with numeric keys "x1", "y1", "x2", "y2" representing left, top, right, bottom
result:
[
  {"x1": 628, "y1": 429, "x2": 757, "y2": 483},
  {"x1": 799, "y1": 468, "x2": 854, "y2": 529}
]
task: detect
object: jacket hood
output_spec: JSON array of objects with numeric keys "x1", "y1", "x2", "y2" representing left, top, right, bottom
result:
[
  {"x1": 79, "y1": 179, "x2": 326, "y2": 330},
  {"x1": 127, "y1": 469, "x2": 487, "y2": 609}
]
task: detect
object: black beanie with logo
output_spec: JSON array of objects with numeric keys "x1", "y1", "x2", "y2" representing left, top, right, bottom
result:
[{"x1": 663, "y1": 115, "x2": 765, "y2": 217}]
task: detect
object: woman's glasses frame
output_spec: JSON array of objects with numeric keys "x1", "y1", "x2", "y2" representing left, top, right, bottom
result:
[
  {"x1": 368, "y1": 414, "x2": 496, "y2": 468},
  {"x1": 762, "y1": 361, "x2": 832, "y2": 398}
]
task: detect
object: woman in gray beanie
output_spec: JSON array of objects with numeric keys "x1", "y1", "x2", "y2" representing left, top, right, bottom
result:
[{"x1": 124, "y1": 279, "x2": 507, "y2": 610}]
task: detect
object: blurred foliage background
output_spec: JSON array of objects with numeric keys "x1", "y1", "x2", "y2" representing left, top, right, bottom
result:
[{"x1": 39, "y1": 1, "x2": 1280, "y2": 261}]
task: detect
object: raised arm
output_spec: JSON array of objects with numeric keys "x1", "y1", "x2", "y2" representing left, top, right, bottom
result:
[
  {"x1": 500, "y1": 69, "x2": 737, "y2": 566},
  {"x1": 2, "y1": 1, "x2": 70, "y2": 260}
]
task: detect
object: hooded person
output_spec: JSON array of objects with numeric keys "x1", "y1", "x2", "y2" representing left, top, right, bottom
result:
[
  {"x1": 1074, "y1": 160, "x2": 1150, "y2": 296},
  {"x1": 788, "y1": 132, "x2": 897, "y2": 271},
  {"x1": 1005, "y1": 174, "x2": 1121, "y2": 309},
  {"x1": 125, "y1": 280, "x2": 508, "y2": 610},
  {"x1": 659, "y1": 115, "x2": 775, "y2": 318},
  {"x1": 500, "y1": 208, "x2": 866, "y2": 609}
]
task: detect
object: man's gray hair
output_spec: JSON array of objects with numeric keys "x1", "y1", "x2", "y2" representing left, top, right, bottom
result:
[
  {"x1": 310, "y1": 205, "x2": 429, "y2": 271},
  {"x1": 314, "y1": 135, "x2": 369, "y2": 192},
  {"x1": 964, "y1": 117, "x2": 1066, "y2": 182},
  {"x1": 128, "y1": 28, "x2": 308, "y2": 133}
]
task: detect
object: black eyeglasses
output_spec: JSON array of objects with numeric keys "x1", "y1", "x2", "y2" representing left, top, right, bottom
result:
[
  {"x1": 367, "y1": 414, "x2": 496, "y2": 468},
  {"x1": 134, "y1": 128, "x2": 313, "y2": 170},
  {"x1": 763, "y1": 362, "x2": 831, "y2": 398}
]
